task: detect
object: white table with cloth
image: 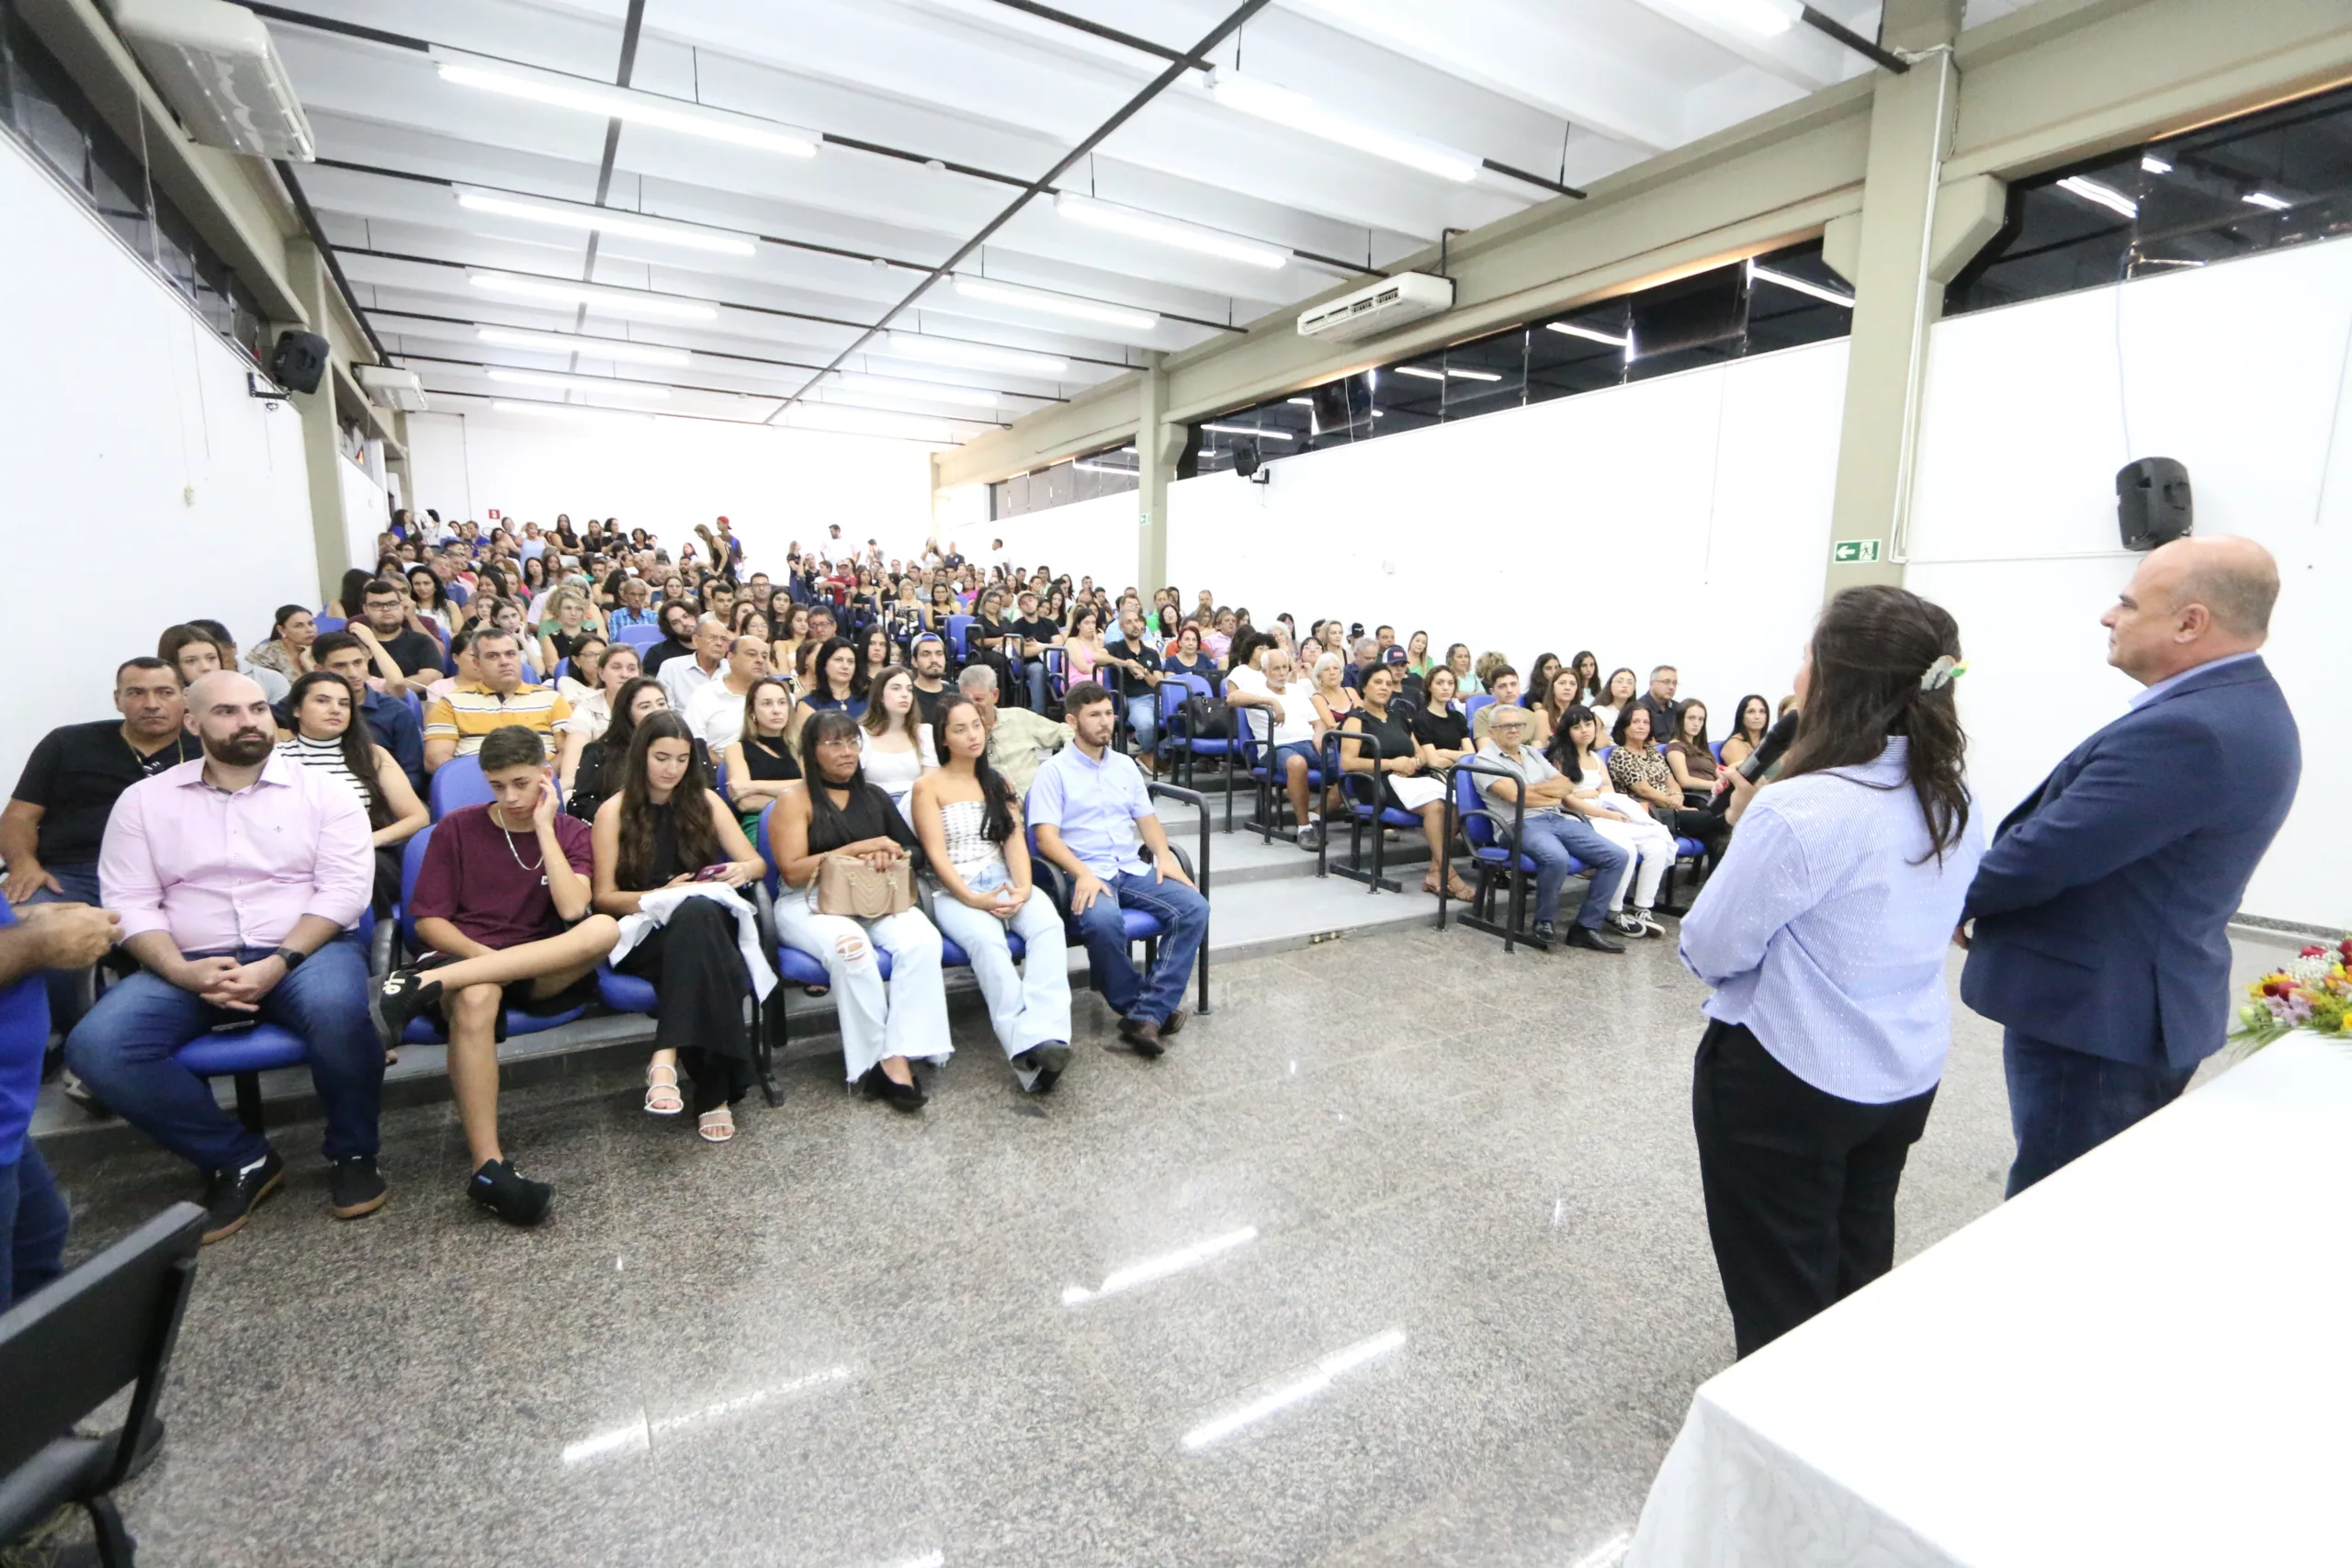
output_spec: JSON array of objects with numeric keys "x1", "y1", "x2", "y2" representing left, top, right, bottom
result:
[{"x1": 1624, "y1": 1032, "x2": 2352, "y2": 1568}]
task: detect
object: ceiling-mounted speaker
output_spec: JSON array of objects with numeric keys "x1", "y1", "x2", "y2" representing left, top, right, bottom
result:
[
  {"x1": 2117, "y1": 457, "x2": 2192, "y2": 551},
  {"x1": 1234, "y1": 442, "x2": 1261, "y2": 479},
  {"x1": 268, "y1": 330, "x2": 328, "y2": 394}
]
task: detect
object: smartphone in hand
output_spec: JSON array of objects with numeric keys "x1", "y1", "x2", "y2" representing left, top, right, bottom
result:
[{"x1": 693, "y1": 863, "x2": 730, "y2": 883}]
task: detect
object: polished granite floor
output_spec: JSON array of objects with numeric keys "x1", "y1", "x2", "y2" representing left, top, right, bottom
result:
[{"x1": 38, "y1": 921, "x2": 2211, "y2": 1568}]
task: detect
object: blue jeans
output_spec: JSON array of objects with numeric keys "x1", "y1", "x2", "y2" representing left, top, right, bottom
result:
[
  {"x1": 2003, "y1": 1029, "x2": 2195, "y2": 1196},
  {"x1": 1023, "y1": 659, "x2": 1051, "y2": 711},
  {"x1": 1125, "y1": 694, "x2": 1159, "y2": 754},
  {"x1": 27, "y1": 860, "x2": 104, "y2": 1028},
  {"x1": 64, "y1": 938, "x2": 380, "y2": 1175},
  {"x1": 0, "y1": 1145, "x2": 68, "y2": 1309},
  {"x1": 1510, "y1": 814, "x2": 1629, "y2": 928},
  {"x1": 1066, "y1": 867, "x2": 1207, "y2": 1025}
]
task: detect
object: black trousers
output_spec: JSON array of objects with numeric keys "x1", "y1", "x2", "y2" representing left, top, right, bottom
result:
[
  {"x1": 617, "y1": 897, "x2": 755, "y2": 1114},
  {"x1": 1690, "y1": 1018, "x2": 1937, "y2": 1359}
]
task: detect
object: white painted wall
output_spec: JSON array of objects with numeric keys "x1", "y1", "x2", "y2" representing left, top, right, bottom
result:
[
  {"x1": 1908, "y1": 234, "x2": 2352, "y2": 928},
  {"x1": 404, "y1": 408, "x2": 939, "y2": 575},
  {"x1": 0, "y1": 133, "x2": 317, "y2": 789}
]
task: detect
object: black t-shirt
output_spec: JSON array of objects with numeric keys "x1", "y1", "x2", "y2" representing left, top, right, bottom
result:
[
  {"x1": 642, "y1": 636, "x2": 695, "y2": 674},
  {"x1": 1100, "y1": 637, "x2": 1158, "y2": 701},
  {"x1": 1012, "y1": 617, "x2": 1059, "y2": 655},
  {"x1": 1410, "y1": 704, "x2": 1470, "y2": 754},
  {"x1": 373, "y1": 626, "x2": 445, "y2": 676},
  {"x1": 912, "y1": 682, "x2": 950, "y2": 727},
  {"x1": 11, "y1": 720, "x2": 197, "y2": 866}
]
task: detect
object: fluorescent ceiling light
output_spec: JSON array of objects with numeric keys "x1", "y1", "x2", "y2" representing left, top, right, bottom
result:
[
  {"x1": 2243, "y1": 191, "x2": 2292, "y2": 211},
  {"x1": 1392, "y1": 366, "x2": 1444, "y2": 381},
  {"x1": 1053, "y1": 193, "x2": 1286, "y2": 269},
  {"x1": 2055, "y1": 175, "x2": 2138, "y2": 219},
  {"x1": 881, "y1": 333, "x2": 1067, "y2": 378},
  {"x1": 1545, "y1": 321, "x2": 1629, "y2": 347},
  {"x1": 1202, "y1": 423, "x2": 1295, "y2": 441},
  {"x1": 1205, "y1": 70, "x2": 1479, "y2": 183},
  {"x1": 456, "y1": 190, "x2": 758, "y2": 257},
  {"x1": 1674, "y1": 0, "x2": 1794, "y2": 36},
  {"x1": 831, "y1": 373, "x2": 1001, "y2": 410},
  {"x1": 1287, "y1": 397, "x2": 1313, "y2": 406},
  {"x1": 1747, "y1": 261, "x2": 1855, "y2": 308},
  {"x1": 469, "y1": 273, "x2": 718, "y2": 322},
  {"x1": 1181, "y1": 1328, "x2": 1406, "y2": 1450},
  {"x1": 477, "y1": 327, "x2": 690, "y2": 367},
  {"x1": 953, "y1": 276, "x2": 1157, "y2": 332},
  {"x1": 489, "y1": 400, "x2": 650, "y2": 421},
  {"x1": 1448, "y1": 367, "x2": 1504, "y2": 382},
  {"x1": 2142, "y1": 154, "x2": 2174, "y2": 174},
  {"x1": 435, "y1": 58, "x2": 818, "y2": 157},
  {"x1": 487, "y1": 368, "x2": 669, "y2": 398}
]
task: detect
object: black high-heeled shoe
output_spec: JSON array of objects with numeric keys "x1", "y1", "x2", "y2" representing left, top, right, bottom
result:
[{"x1": 860, "y1": 1063, "x2": 928, "y2": 1112}]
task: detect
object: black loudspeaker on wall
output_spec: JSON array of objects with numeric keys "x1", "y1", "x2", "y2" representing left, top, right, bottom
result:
[
  {"x1": 268, "y1": 330, "x2": 330, "y2": 395},
  {"x1": 2117, "y1": 457, "x2": 2193, "y2": 551}
]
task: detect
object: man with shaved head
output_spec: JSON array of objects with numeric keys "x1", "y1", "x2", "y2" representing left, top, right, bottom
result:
[
  {"x1": 1962, "y1": 535, "x2": 2299, "y2": 1193},
  {"x1": 64, "y1": 671, "x2": 385, "y2": 1243}
]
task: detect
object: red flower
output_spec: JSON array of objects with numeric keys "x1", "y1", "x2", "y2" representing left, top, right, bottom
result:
[{"x1": 2302, "y1": 946, "x2": 2327, "y2": 957}]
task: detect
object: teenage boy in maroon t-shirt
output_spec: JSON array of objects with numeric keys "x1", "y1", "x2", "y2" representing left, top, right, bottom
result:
[{"x1": 371, "y1": 727, "x2": 618, "y2": 1224}]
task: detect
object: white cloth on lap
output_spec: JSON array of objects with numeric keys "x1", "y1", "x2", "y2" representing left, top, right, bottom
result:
[{"x1": 610, "y1": 882, "x2": 776, "y2": 998}]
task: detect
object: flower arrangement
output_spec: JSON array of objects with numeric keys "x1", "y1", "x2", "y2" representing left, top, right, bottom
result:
[{"x1": 2232, "y1": 935, "x2": 2352, "y2": 1050}]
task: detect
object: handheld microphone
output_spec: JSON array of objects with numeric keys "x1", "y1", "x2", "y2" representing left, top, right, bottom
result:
[{"x1": 1736, "y1": 710, "x2": 1802, "y2": 782}]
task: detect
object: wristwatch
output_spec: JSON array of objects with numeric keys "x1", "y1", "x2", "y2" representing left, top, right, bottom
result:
[{"x1": 271, "y1": 945, "x2": 307, "y2": 972}]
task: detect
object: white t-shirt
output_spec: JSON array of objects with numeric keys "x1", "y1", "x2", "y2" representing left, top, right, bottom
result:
[
  {"x1": 1227, "y1": 667, "x2": 1317, "y2": 749},
  {"x1": 685, "y1": 678, "x2": 750, "y2": 752}
]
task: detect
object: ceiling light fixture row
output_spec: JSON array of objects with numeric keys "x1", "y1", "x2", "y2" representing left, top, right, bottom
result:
[
  {"x1": 476, "y1": 326, "x2": 692, "y2": 367},
  {"x1": 455, "y1": 190, "x2": 757, "y2": 256}
]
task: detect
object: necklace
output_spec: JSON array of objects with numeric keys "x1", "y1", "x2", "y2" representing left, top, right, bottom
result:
[{"x1": 492, "y1": 807, "x2": 545, "y2": 873}]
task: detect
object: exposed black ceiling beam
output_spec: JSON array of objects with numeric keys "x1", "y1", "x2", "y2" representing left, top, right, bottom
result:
[
  {"x1": 978, "y1": 0, "x2": 1191, "y2": 64},
  {"x1": 395, "y1": 351, "x2": 1012, "y2": 428},
  {"x1": 1799, "y1": 6, "x2": 1910, "y2": 73},
  {"x1": 273, "y1": 158, "x2": 392, "y2": 365},
  {"x1": 771, "y1": 0, "x2": 1279, "y2": 423},
  {"x1": 1481, "y1": 157, "x2": 1586, "y2": 201}
]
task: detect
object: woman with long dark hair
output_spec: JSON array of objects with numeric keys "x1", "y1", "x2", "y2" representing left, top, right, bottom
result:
[
  {"x1": 910, "y1": 694, "x2": 1071, "y2": 1092},
  {"x1": 1553, "y1": 703, "x2": 1676, "y2": 939},
  {"x1": 1568, "y1": 649, "x2": 1601, "y2": 704},
  {"x1": 794, "y1": 637, "x2": 866, "y2": 731},
  {"x1": 251, "y1": 604, "x2": 318, "y2": 681},
  {"x1": 590, "y1": 713, "x2": 766, "y2": 1141},
  {"x1": 277, "y1": 670, "x2": 427, "y2": 913},
  {"x1": 567, "y1": 675, "x2": 669, "y2": 820},
  {"x1": 1679, "y1": 584, "x2": 1982, "y2": 1358},
  {"x1": 1609, "y1": 705, "x2": 1729, "y2": 867},
  {"x1": 767, "y1": 710, "x2": 950, "y2": 1111},
  {"x1": 1719, "y1": 693, "x2": 1774, "y2": 771}
]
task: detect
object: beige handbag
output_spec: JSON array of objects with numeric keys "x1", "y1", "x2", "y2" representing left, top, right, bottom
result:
[{"x1": 815, "y1": 853, "x2": 914, "y2": 918}]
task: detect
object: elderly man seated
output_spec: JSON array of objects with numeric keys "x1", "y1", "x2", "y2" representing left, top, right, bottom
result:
[{"x1": 1473, "y1": 705, "x2": 1629, "y2": 953}]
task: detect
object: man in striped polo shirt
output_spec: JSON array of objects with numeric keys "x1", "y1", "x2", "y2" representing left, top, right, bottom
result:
[{"x1": 422, "y1": 628, "x2": 570, "y2": 775}]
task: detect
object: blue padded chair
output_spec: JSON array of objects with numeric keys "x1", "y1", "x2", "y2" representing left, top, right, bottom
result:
[
  {"x1": 1020, "y1": 779, "x2": 1210, "y2": 1015},
  {"x1": 1464, "y1": 693, "x2": 1495, "y2": 729},
  {"x1": 520, "y1": 661, "x2": 539, "y2": 685},
  {"x1": 390, "y1": 826, "x2": 587, "y2": 1047},
  {"x1": 1316, "y1": 730, "x2": 1420, "y2": 894},
  {"x1": 944, "y1": 615, "x2": 976, "y2": 663},
  {"x1": 403, "y1": 691, "x2": 424, "y2": 728},
  {"x1": 174, "y1": 910, "x2": 379, "y2": 1132},
  {"x1": 315, "y1": 615, "x2": 346, "y2": 634},
  {"x1": 616, "y1": 625, "x2": 663, "y2": 651},
  {"x1": 553, "y1": 659, "x2": 571, "y2": 682},
  {"x1": 428, "y1": 755, "x2": 492, "y2": 819},
  {"x1": 1043, "y1": 648, "x2": 1067, "y2": 704},
  {"x1": 1440, "y1": 762, "x2": 1557, "y2": 953}
]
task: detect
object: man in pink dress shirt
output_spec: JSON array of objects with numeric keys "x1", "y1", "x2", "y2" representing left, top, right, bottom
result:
[{"x1": 64, "y1": 672, "x2": 385, "y2": 1245}]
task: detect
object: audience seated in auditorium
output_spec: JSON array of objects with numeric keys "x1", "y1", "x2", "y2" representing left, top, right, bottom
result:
[
  {"x1": 311, "y1": 632, "x2": 426, "y2": 792},
  {"x1": 660, "y1": 615, "x2": 732, "y2": 714},
  {"x1": 158, "y1": 623, "x2": 223, "y2": 692},
  {"x1": 1552, "y1": 705, "x2": 1676, "y2": 939},
  {"x1": 1340, "y1": 666, "x2": 1476, "y2": 901},
  {"x1": 1227, "y1": 640, "x2": 1326, "y2": 847},
  {"x1": 567, "y1": 676, "x2": 669, "y2": 821},
  {"x1": 910, "y1": 694, "x2": 1075, "y2": 1093},
  {"x1": 556, "y1": 640, "x2": 639, "y2": 764},
  {"x1": 1309, "y1": 651, "x2": 1360, "y2": 733},
  {"x1": 769, "y1": 710, "x2": 950, "y2": 1111},
  {"x1": 353, "y1": 578, "x2": 444, "y2": 697},
  {"x1": 537, "y1": 588, "x2": 600, "y2": 672},
  {"x1": 1473, "y1": 705, "x2": 1630, "y2": 952},
  {"x1": 858, "y1": 667, "x2": 936, "y2": 809},
  {"x1": 720, "y1": 676, "x2": 801, "y2": 836},
  {"x1": 277, "y1": 670, "x2": 427, "y2": 916},
  {"x1": 1102, "y1": 605, "x2": 1165, "y2": 770},
  {"x1": 957, "y1": 666, "x2": 1069, "y2": 800},
  {"x1": 250, "y1": 604, "x2": 317, "y2": 684},
  {"x1": 1473, "y1": 667, "x2": 1549, "y2": 748},
  {"x1": 641, "y1": 601, "x2": 699, "y2": 676},
  {"x1": 1445, "y1": 642, "x2": 1482, "y2": 695},
  {"x1": 797, "y1": 637, "x2": 867, "y2": 730},
  {"x1": 186, "y1": 617, "x2": 288, "y2": 705},
  {"x1": 589, "y1": 713, "x2": 766, "y2": 1143},
  {"x1": 1633, "y1": 666, "x2": 1680, "y2": 732},
  {"x1": 1411, "y1": 665, "x2": 1477, "y2": 777},
  {"x1": 1609, "y1": 705, "x2": 1731, "y2": 866},
  {"x1": 1665, "y1": 700, "x2": 1722, "y2": 804},
  {"x1": 1162, "y1": 622, "x2": 1217, "y2": 682},
  {"x1": 1719, "y1": 694, "x2": 1772, "y2": 771},
  {"x1": 65, "y1": 671, "x2": 384, "y2": 1244},
  {"x1": 909, "y1": 635, "x2": 952, "y2": 725},
  {"x1": 372, "y1": 728, "x2": 619, "y2": 1225},
  {"x1": 1028, "y1": 683, "x2": 1206, "y2": 1055},
  {"x1": 423, "y1": 629, "x2": 569, "y2": 774},
  {"x1": 1592, "y1": 668, "x2": 1639, "y2": 736},
  {"x1": 684, "y1": 635, "x2": 771, "y2": 753}
]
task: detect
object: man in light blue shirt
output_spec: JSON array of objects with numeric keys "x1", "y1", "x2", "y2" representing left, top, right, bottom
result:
[{"x1": 1027, "y1": 682, "x2": 1206, "y2": 1055}]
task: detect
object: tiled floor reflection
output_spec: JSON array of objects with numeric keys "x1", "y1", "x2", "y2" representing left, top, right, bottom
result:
[{"x1": 47, "y1": 925, "x2": 2030, "y2": 1567}]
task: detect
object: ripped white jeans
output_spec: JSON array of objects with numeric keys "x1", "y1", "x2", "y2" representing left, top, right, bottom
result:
[{"x1": 772, "y1": 897, "x2": 953, "y2": 1080}]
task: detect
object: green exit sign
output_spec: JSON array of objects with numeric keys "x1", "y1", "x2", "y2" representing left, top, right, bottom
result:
[{"x1": 1833, "y1": 538, "x2": 1883, "y2": 564}]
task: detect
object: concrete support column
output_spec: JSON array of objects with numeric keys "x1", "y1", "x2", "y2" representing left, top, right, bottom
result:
[
  {"x1": 284, "y1": 237, "x2": 351, "y2": 602},
  {"x1": 1137, "y1": 354, "x2": 1170, "y2": 593},
  {"x1": 1822, "y1": 0, "x2": 1964, "y2": 598}
]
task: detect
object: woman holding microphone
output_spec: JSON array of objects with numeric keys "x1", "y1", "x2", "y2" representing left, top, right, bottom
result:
[{"x1": 1678, "y1": 585, "x2": 1981, "y2": 1358}]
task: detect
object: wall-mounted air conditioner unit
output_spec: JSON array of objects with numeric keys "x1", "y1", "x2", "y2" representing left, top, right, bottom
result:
[
  {"x1": 109, "y1": 0, "x2": 315, "y2": 161},
  {"x1": 357, "y1": 366, "x2": 428, "y2": 412},
  {"x1": 1296, "y1": 272, "x2": 1453, "y2": 344}
]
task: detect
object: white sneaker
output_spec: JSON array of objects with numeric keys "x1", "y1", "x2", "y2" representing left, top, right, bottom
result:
[
  {"x1": 1608, "y1": 912, "x2": 1645, "y2": 938},
  {"x1": 1633, "y1": 908, "x2": 1668, "y2": 938}
]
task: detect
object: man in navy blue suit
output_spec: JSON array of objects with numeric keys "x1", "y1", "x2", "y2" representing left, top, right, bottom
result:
[{"x1": 1962, "y1": 536, "x2": 2298, "y2": 1194}]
